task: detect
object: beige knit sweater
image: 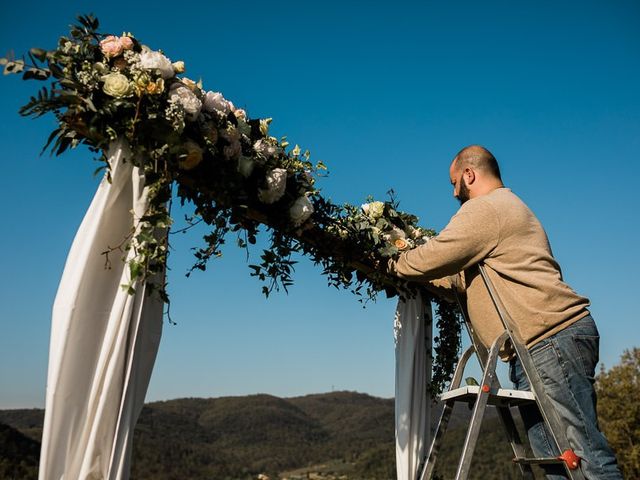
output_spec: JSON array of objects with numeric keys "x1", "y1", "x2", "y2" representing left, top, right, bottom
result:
[{"x1": 388, "y1": 187, "x2": 590, "y2": 355}]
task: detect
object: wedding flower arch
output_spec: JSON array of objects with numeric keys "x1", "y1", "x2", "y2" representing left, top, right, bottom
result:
[{"x1": 2, "y1": 14, "x2": 461, "y2": 394}]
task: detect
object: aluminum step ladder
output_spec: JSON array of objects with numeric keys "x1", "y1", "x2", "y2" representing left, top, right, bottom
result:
[{"x1": 417, "y1": 264, "x2": 585, "y2": 480}]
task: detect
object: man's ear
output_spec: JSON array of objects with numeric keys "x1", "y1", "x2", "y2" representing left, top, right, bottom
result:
[{"x1": 465, "y1": 167, "x2": 476, "y2": 185}]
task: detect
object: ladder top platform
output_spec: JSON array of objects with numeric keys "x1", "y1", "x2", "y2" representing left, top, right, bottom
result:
[{"x1": 440, "y1": 386, "x2": 536, "y2": 407}]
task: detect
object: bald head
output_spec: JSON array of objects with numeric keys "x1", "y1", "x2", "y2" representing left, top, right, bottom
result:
[
  {"x1": 449, "y1": 145, "x2": 504, "y2": 204},
  {"x1": 452, "y1": 145, "x2": 502, "y2": 181}
]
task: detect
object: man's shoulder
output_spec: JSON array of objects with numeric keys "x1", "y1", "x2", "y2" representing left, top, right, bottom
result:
[
  {"x1": 481, "y1": 188, "x2": 531, "y2": 212},
  {"x1": 459, "y1": 188, "x2": 511, "y2": 214},
  {"x1": 482, "y1": 188, "x2": 545, "y2": 236}
]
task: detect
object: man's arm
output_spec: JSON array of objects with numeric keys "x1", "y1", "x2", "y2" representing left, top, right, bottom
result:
[{"x1": 387, "y1": 197, "x2": 500, "y2": 281}]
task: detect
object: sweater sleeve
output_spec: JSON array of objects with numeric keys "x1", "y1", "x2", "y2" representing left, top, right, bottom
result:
[{"x1": 388, "y1": 198, "x2": 500, "y2": 281}]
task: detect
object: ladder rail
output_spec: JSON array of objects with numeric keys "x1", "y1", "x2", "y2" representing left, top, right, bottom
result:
[
  {"x1": 418, "y1": 345, "x2": 476, "y2": 480},
  {"x1": 419, "y1": 295, "x2": 534, "y2": 480},
  {"x1": 454, "y1": 290, "x2": 535, "y2": 479},
  {"x1": 455, "y1": 331, "x2": 508, "y2": 479},
  {"x1": 477, "y1": 264, "x2": 586, "y2": 480}
]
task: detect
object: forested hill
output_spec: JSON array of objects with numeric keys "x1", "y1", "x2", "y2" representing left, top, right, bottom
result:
[{"x1": 1, "y1": 391, "x2": 527, "y2": 480}]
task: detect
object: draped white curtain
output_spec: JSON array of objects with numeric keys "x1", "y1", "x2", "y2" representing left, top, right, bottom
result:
[
  {"x1": 395, "y1": 292, "x2": 432, "y2": 480},
  {"x1": 39, "y1": 140, "x2": 164, "y2": 480}
]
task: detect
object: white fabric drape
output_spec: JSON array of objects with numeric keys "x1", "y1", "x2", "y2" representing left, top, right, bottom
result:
[
  {"x1": 39, "y1": 140, "x2": 164, "y2": 480},
  {"x1": 394, "y1": 292, "x2": 432, "y2": 480}
]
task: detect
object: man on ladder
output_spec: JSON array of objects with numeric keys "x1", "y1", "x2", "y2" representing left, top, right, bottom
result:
[{"x1": 385, "y1": 145, "x2": 622, "y2": 479}]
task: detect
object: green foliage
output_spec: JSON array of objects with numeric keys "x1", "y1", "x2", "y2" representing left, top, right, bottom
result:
[
  {"x1": 0, "y1": 423, "x2": 39, "y2": 479},
  {"x1": 596, "y1": 347, "x2": 640, "y2": 479},
  {"x1": 431, "y1": 298, "x2": 462, "y2": 397}
]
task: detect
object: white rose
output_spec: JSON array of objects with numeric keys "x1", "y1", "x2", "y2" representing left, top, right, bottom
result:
[
  {"x1": 102, "y1": 72, "x2": 133, "y2": 97},
  {"x1": 258, "y1": 168, "x2": 288, "y2": 204},
  {"x1": 367, "y1": 201, "x2": 385, "y2": 219},
  {"x1": 139, "y1": 49, "x2": 175, "y2": 79},
  {"x1": 290, "y1": 195, "x2": 314, "y2": 226},
  {"x1": 168, "y1": 84, "x2": 202, "y2": 121},
  {"x1": 203, "y1": 91, "x2": 231, "y2": 115}
]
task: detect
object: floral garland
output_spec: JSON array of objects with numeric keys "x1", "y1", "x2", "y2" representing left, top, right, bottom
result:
[{"x1": 1, "y1": 15, "x2": 461, "y2": 393}]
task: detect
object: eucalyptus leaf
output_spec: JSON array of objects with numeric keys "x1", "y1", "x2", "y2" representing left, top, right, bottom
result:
[{"x1": 29, "y1": 48, "x2": 48, "y2": 61}]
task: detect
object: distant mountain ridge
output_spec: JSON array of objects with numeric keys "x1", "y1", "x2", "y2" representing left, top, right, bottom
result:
[{"x1": 0, "y1": 391, "x2": 529, "y2": 479}]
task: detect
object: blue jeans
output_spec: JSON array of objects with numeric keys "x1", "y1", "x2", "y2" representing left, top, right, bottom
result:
[{"x1": 509, "y1": 314, "x2": 622, "y2": 479}]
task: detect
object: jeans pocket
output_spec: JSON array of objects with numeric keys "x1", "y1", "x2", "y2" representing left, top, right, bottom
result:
[
  {"x1": 528, "y1": 341, "x2": 562, "y2": 386},
  {"x1": 574, "y1": 334, "x2": 599, "y2": 379}
]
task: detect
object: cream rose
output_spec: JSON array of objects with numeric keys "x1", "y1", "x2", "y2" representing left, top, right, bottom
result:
[
  {"x1": 362, "y1": 201, "x2": 385, "y2": 219},
  {"x1": 290, "y1": 195, "x2": 314, "y2": 226},
  {"x1": 258, "y1": 168, "x2": 288, "y2": 204},
  {"x1": 139, "y1": 49, "x2": 175, "y2": 79},
  {"x1": 102, "y1": 72, "x2": 133, "y2": 97}
]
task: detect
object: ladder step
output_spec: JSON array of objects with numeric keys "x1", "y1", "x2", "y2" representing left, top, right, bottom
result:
[
  {"x1": 439, "y1": 385, "x2": 536, "y2": 407},
  {"x1": 513, "y1": 456, "x2": 565, "y2": 465}
]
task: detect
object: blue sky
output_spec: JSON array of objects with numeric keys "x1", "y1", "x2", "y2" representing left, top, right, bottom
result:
[{"x1": 0, "y1": 1, "x2": 638, "y2": 408}]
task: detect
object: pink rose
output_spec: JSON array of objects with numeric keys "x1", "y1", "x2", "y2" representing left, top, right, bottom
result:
[
  {"x1": 120, "y1": 36, "x2": 134, "y2": 50},
  {"x1": 100, "y1": 36, "x2": 124, "y2": 58}
]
